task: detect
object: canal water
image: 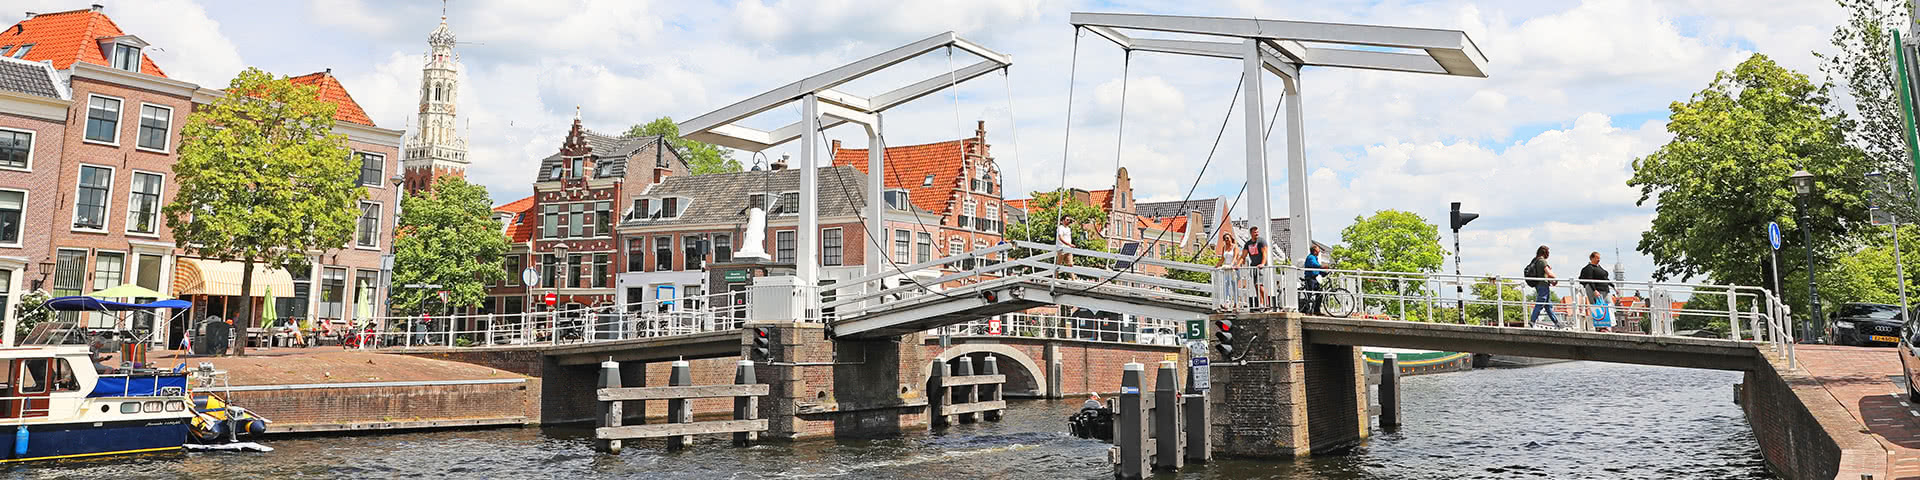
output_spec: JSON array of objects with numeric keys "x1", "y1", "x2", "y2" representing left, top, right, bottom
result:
[{"x1": 25, "y1": 361, "x2": 1770, "y2": 479}]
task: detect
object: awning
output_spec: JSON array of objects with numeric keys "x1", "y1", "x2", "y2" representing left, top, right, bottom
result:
[
  {"x1": 172, "y1": 258, "x2": 296, "y2": 297},
  {"x1": 46, "y1": 296, "x2": 190, "y2": 311}
]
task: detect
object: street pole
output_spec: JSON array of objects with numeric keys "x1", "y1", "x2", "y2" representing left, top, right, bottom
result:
[
  {"x1": 1798, "y1": 195, "x2": 1823, "y2": 342},
  {"x1": 1894, "y1": 220, "x2": 1911, "y2": 327},
  {"x1": 1453, "y1": 227, "x2": 1464, "y2": 324}
]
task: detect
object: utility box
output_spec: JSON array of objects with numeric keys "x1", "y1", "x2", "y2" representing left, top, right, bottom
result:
[{"x1": 750, "y1": 275, "x2": 806, "y2": 322}]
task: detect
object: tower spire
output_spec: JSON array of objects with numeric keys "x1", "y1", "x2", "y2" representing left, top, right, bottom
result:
[{"x1": 404, "y1": 9, "x2": 469, "y2": 194}]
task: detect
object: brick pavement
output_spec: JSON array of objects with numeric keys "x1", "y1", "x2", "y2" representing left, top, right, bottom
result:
[{"x1": 1795, "y1": 344, "x2": 1920, "y2": 480}]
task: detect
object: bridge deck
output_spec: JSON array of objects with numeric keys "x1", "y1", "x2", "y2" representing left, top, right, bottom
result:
[
  {"x1": 1298, "y1": 316, "x2": 1764, "y2": 371},
  {"x1": 834, "y1": 276, "x2": 1216, "y2": 339}
]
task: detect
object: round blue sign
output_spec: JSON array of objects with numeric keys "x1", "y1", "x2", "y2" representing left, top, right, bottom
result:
[{"x1": 1767, "y1": 222, "x2": 1781, "y2": 250}]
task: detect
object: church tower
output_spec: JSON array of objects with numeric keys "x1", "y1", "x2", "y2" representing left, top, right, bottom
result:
[{"x1": 402, "y1": 14, "x2": 469, "y2": 193}]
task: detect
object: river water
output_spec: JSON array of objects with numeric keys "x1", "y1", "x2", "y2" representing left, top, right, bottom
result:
[{"x1": 23, "y1": 361, "x2": 1770, "y2": 479}]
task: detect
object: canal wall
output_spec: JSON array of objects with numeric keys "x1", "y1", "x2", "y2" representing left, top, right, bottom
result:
[
  {"x1": 1739, "y1": 350, "x2": 1879, "y2": 479},
  {"x1": 231, "y1": 379, "x2": 538, "y2": 434}
]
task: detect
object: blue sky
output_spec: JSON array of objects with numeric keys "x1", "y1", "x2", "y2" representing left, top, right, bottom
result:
[{"x1": 0, "y1": 0, "x2": 1853, "y2": 284}]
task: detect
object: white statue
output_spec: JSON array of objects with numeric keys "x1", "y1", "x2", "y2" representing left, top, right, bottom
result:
[{"x1": 735, "y1": 207, "x2": 772, "y2": 260}]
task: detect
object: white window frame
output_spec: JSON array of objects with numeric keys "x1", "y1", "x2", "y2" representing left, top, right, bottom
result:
[
  {"x1": 111, "y1": 43, "x2": 141, "y2": 72},
  {"x1": 0, "y1": 188, "x2": 26, "y2": 248},
  {"x1": 355, "y1": 201, "x2": 382, "y2": 250},
  {"x1": 0, "y1": 126, "x2": 34, "y2": 172},
  {"x1": 356, "y1": 151, "x2": 385, "y2": 187},
  {"x1": 821, "y1": 227, "x2": 844, "y2": 267},
  {"x1": 71, "y1": 164, "x2": 115, "y2": 233},
  {"x1": 775, "y1": 191, "x2": 800, "y2": 216},
  {"x1": 134, "y1": 103, "x2": 172, "y2": 153},
  {"x1": 125, "y1": 170, "x2": 165, "y2": 237},
  {"x1": 83, "y1": 94, "x2": 123, "y2": 147}
]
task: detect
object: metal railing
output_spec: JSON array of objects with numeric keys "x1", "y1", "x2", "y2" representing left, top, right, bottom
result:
[
  {"x1": 329, "y1": 291, "x2": 749, "y2": 350},
  {"x1": 825, "y1": 241, "x2": 1221, "y2": 320},
  {"x1": 930, "y1": 313, "x2": 1186, "y2": 346}
]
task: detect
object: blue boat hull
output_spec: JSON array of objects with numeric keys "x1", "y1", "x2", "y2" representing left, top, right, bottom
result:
[{"x1": 1, "y1": 418, "x2": 187, "y2": 462}]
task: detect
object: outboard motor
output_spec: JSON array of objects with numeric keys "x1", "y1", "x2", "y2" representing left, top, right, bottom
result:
[{"x1": 1066, "y1": 396, "x2": 1115, "y2": 442}]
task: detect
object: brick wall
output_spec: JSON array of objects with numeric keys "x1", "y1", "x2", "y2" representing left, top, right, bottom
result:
[
  {"x1": 1740, "y1": 353, "x2": 1846, "y2": 479},
  {"x1": 921, "y1": 337, "x2": 1184, "y2": 397},
  {"x1": 228, "y1": 380, "x2": 539, "y2": 432},
  {"x1": 1302, "y1": 340, "x2": 1367, "y2": 452}
]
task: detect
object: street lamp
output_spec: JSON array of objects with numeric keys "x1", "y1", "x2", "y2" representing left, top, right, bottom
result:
[{"x1": 1789, "y1": 169, "x2": 1821, "y2": 342}]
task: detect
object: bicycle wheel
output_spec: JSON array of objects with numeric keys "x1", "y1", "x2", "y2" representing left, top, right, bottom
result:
[{"x1": 1323, "y1": 288, "x2": 1357, "y2": 318}]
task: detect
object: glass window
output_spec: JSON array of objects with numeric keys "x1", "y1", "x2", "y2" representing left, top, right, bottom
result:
[
  {"x1": 137, "y1": 105, "x2": 170, "y2": 151},
  {"x1": 0, "y1": 129, "x2": 30, "y2": 169},
  {"x1": 541, "y1": 205, "x2": 557, "y2": 239},
  {"x1": 655, "y1": 236, "x2": 672, "y2": 271},
  {"x1": 503, "y1": 255, "x2": 521, "y2": 287},
  {"x1": 748, "y1": 194, "x2": 765, "y2": 211},
  {"x1": 683, "y1": 234, "x2": 703, "y2": 271},
  {"x1": 281, "y1": 267, "x2": 310, "y2": 321},
  {"x1": 121, "y1": 402, "x2": 139, "y2": 414},
  {"x1": 595, "y1": 202, "x2": 611, "y2": 235},
  {"x1": 569, "y1": 158, "x2": 584, "y2": 179},
  {"x1": 776, "y1": 230, "x2": 796, "y2": 263},
  {"x1": 91, "y1": 252, "x2": 124, "y2": 292},
  {"x1": 567, "y1": 254, "x2": 583, "y2": 288},
  {"x1": 822, "y1": 229, "x2": 843, "y2": 266},
  {"x1": 356, "y1": 202, "x2": 381, "y2": 248},
  {"x1": 714, "y1": 234, "x2": 732, "y2": 263},
  {"x1": 0, "y1": 269, "x2": 9, "y2": 329},
  {"x1": 568, "y1": 204, "x2": 584, "y2": 238},
  {"x1": 8, "y1": 44, "x2": 30, "y2": 59},
  {"x1": 950, "y1": 237, "x2": 964, "y2": 257},
  {"x1": 354, "y1": 270, "x2": 378, "y2": 320},
  {"x1": 661, "y1": 198, "x2": 679, "y2": 219},
  {"x1": 74, "y1": 165, "x2": 111, "y2": 230},
  {"x1": 357, "y1": 152, "x2": 384, "y2": 187},
  {"x1": 778, "y1": 192, "x2": 799, "y2": 215},
  {"x1": 111, "y1": 44, "x2": 140, "y2": 72},
  {"x1": 0, "y1": 190, "x2": 20, "y2": 244},
  {"x1": 85, "y1": 96, "x2": 120, "y2": 143},
  {"x1": 18, "y1": 359, "x2": 44, "y2": 394},
  {"x1": 592, "y1": 254, "x2": 609, "y2": 288},
  {"x1": 626, "y1": 239, "x2": 645, "y2": 271},
  {"x1": 917, "y1": 232, "x2": 932, "y2": 263},
  {"x1": 128, "y1": 172, "x2": 162, "y2": 235},
  {"x1": 320, "y1": 267, "x2": 346, "y2": 319},
  {"x1": 52, "y1": 360, "x2": 77, "y2": 392},
  {"x1": 540, "y1": 254, "x2": 558, "y2": 289},
  {"x1": 503, "y1": 296, "x2": 524, "y2": 315},
  {"x1": 893, "y1": 229, "x2": 910, "y2": 262}
]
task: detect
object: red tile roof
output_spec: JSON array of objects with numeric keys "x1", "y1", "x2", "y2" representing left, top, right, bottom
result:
[
  {"x1": 288, "y1": 71, "x2": 376, "y2": 126},
  {"x1": 1005, "y1": 198, "x2": 1029, "y2": 211},
  {"x1": 0, "y1": 8, "x2": 165, "y2": 76},
  {"x1": 494, "y1": 195, "x2": 535, "y2": 243},
  {"x1": 832, "y1": 138, "x2": 973, "y2": 215}
]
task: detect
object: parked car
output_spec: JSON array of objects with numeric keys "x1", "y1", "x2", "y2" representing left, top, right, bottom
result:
[
  {"x1": 1136, "y1": 326, "x2": 1179, "y2": 346},
  {"x1": 1901, "y1": 316, "x2": 1920, "y2": 401},
  {"x1": 1829, "y1": 302, "x2": 1905, "y2": 347}
]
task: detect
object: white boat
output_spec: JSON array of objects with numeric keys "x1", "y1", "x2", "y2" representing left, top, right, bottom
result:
[{"x1": 0, "y1": 343, "x2": 193, "y2": 462}]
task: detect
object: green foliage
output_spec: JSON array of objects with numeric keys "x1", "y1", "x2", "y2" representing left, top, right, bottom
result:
[
  {"x1": 392, "y1": 177, "x2": 510, "y2": 315},
  {"x1": 11, "y1": 290, "x2": 50, "y2": 340},
  {"x1": 1464, "y1": 277, "x2": 1529, "y2": 327},
  {"x1": 168, "y1": 67, "x2": 362, "y2": 355},
  {"x1": 1631, "y1": 54, "x2": 1870, "y2": 290},
  {"x1": 1164, "y1": 247, "x2": 1221, "y2": 296},
  {"x1": 1003, "y1": 190, "x2": 1110, "y2": 267},
  {"x1": 1331, "y1": 210, "x2": 1447, "y2": 321},
  {"x1": 627, "y1": 116, "x2": 742, "y2": 175},
  {"x1": 1818, "y1": 0, "x2": 1917, "y2": 222}
]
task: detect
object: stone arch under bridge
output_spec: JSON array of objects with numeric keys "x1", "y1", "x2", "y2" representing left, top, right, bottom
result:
[{"x1": 926, "y1": 344, "x2": 1046, "y2": 398}]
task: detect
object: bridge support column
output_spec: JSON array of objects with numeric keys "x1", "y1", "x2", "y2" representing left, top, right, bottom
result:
[
  {"x1": 753, "y1": 321, "x2": 932, "y2": 440},
  {"x1": 1045, "y1": 343, "x2": 1064, "y2": 399},
  {"x1": 619, "y1": 360, "x2": 647, "y2": 425},
  {"x1": 1207, "y1": 312, "x2": 1368, "y2": 458}
]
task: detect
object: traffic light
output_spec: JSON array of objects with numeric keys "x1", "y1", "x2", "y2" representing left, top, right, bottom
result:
[
  {"x1": 751, "y1": 327, "x2": 773, "y2": 362},
  {"x1": 981, "y1": 290, "x2": 999, "y2": 303},
  {"x1": 1213, "y1": 319, "x2": 1236, "y2": 358},
  {"x1": 1449, "y1": 202, "x2": 1479, "y2": 231}
]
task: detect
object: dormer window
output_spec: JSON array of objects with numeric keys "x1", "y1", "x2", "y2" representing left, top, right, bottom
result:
[
  {"x1": 883, "y1": 189, "x2": 909, "y2": 210},
  {"x1": 9, "y1": 44, "x2": 31, "y2": 59},
  {"x1": 922, "y1": 174, "x2": 935, "y2": 187},
  {"x1": 111, "y1": 44, "x2": 141, "y2": 72}
]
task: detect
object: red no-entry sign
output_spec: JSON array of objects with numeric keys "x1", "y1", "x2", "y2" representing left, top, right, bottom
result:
[{"x1": 543, "y1": 292, "x2": 558, "y2": 307}]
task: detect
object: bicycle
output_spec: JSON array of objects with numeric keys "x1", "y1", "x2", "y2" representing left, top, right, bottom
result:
[{"x1": 1300, "y1": 273, "x2": 1356, "y2": 318}]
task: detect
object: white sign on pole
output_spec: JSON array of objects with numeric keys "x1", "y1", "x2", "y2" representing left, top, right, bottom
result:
[
  {"x1": 521, "y1": 267, "x2": 540, "y2": 288},
  {"x1": 1190, "y1": 356, "x2": 1210, "y2": 391}
]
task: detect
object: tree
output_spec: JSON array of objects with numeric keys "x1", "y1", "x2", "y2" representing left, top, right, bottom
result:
[
  {"x1": 1163, "y1": 247, "x2": 1221, "y2": 296},
  {"x1": 1630, "y1": 54, "x2": 1871, "y2": 303},
  {"x1": 627, "y1": 116, "x2": 741, "y2": 175},
  {"x1": 1003, "y1": 189, "x2": 1110, "y2": 267},
  {"x1": 391, "y1": 177, "x2": 510, "y2": 316},
  {"x1": 167, "y1": 67, "x2": 362, "y2": 356},
  {"x1": 1331, "y1": 210, "x2": 1447, "y2": 322},
  {"x1": 10, "y1": 290, "x2": 50, "y2": 342},
  {"x1": 1819, "y1": 0, "x2": 1917, "y2": 221},
  {"x1": 1464, "y1": 277, "x2": 1528, "y2": 327}
]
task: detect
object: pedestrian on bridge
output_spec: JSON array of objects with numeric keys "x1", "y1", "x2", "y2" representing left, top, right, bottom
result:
[
  {"x1": 1057, "y1": 216, "x2": 1078, "y2": 280},
  {"x1": 1580, "y1": 252, "x2": 1614, "y2": 332},
  {"x1": 1245, "y1": 226, "x2": 1270, "y2": 310},
  {"x1": 1525, "y1": 246, "x2": 1561, "y2": 328}
]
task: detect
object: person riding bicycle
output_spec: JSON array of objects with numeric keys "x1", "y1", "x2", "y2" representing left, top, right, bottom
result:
[{"x1": 1303, "y1": 245, "x2": 1327, "y2": 315}]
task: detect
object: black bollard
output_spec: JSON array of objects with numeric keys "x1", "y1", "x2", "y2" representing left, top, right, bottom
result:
[
  {"x1": 667, "y1": 360, "x2": 692, "y2": 450},
  {"x1": 982, "y1": 356, "x2": 1002, "y2": 422},
  {"x1": 1153, "y1": 360, "x2": 1183, "y2": 471},
  {"x1": 1116, "y1": 362, "x2": 1147, "y2": 480},
  {"x1": 929, "y1": 359, "x2": 950, "y2": 428},
  {"x1": 1380, "y1": 353, "x2": 1401, "y2": 429},
  {"x1": 733, "y1": 360, "x2": 757, "y2": 447},
  {"x1": 597, "y1": 360, "x2": 623, "y2": 454},
  {"x1": 1183, "y1": 390, "x2": 1209, "y2": 464},
  {"x1": 954, "y1": 356, "x2": 977, "y2": 424}
]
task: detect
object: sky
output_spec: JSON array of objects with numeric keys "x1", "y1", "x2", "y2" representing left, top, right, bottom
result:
[{"x1": 0, "y1": 0, "x2": 1854, "y2": 284}]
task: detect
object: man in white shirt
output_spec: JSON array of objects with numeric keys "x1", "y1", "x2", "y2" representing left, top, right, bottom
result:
[{"x1": 1057, "y1": 216, "x2": 1077, "y2": 279}]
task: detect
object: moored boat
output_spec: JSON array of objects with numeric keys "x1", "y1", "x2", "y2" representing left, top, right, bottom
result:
[{"x1": 1363, "y1": 347, "x2": 1474, "y2": 376}]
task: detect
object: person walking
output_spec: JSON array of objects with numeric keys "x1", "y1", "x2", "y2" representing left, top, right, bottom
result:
[
  {"x1": 1245, "y1": 226, "x2": 1270, "y2": 310},
  {"x1": 1220, "y1": 240, "x2": 1240, "y2": 311},
  {"x1": 1525, "y1": 246, "x2": 1561, "y2": 328},
  {"x1": 1056, "y1": 216, "x2": 1077, "y2": 280},
  {"x1": 1579, "y1": 251, "x2": 1614, "y2": 332}
]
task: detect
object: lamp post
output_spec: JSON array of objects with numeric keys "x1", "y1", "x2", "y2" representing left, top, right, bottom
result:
[
  {"x1": 1790, "y1": 169, "x2": 1821, "y2": 342},
  {"x1": 383, "y1": 174, "x2": 404, "y2": 321}
]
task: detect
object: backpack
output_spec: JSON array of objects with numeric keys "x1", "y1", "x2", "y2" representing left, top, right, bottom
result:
[{"x1": 1523, "y1": 259, "x2": 1544, "y2": 288}]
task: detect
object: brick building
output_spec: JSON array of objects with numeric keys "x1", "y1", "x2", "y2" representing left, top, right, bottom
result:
[
  {"x1": 611, "y1": 164, "x2": 942, "y2": 310},
  {"x1": 0, "y1": 55, "x2": 69, "y2": 339},
  {"x1": 486, "y1": 117, "x2": 691, "y2": 313},
  {"x1": 0, "y1": 6, "x2": 403, "y2": 347},
  {"x1": 829, "y1": 120, "x2": 1007, "y2": 267}
]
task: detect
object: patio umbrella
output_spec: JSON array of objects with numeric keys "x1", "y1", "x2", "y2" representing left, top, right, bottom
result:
[
  {"x1": 262, "y1": 286, "x2": 278, "y2": 329},
  {"x1": 85, "y1": 284, "x2": 168, "y2": 299}
]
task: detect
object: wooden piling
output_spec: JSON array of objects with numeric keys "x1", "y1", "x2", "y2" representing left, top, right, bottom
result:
[
  {"x1": 1153, "y1": 360, "x2": 1183, "y2": 471},
  {"x1": 596, "y1": 360, "x2": 623, "y2": 454},
  {"x1": 1380, "y1": 353, "x2": 1401, "y2": 429},
  {"x1": 733, "y1": 360, "x2": 758, "y2": 447},
  {"x1": 954, "y1": 356, "x2": 977, "y2": 424},
  {"x1": 982, "y1": 356, "x2": 1003, "y2": 422},
  {"x1": 667, "y1": 360, "x2": 692, "y2": 450},
  {"x1": 1115, "y1": 362, "x2": 1148, "y2": 480},
  {"x1": 929, "y1": 359, "x2": 950, "y2": 428}
]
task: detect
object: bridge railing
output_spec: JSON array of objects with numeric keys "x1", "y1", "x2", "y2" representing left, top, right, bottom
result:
[
  {"x1": 1247, "y1": 264, "x2": 1793, "y2": 362},
  {"x1": 931, "y1": 313, "x2": 1187, "y2": 346},
  {"x1": 825, "y1": 241, "x2": 1225, "y2": 320},
  {"x1": 337, "y1": 291, "x2": 749, "y2": 350}
]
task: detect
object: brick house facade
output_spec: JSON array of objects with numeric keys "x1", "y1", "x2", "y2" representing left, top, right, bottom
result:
[
  {"x1": 830, "y1": 120, "x2": 1007, "y2": 272},
  {"x1": 0, "y1": 56, "x2": 70, "y2": 339}
]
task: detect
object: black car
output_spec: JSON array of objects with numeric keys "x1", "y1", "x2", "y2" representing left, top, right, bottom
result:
[{"x1": 1830, "y1": 302, "x2": 1906, "y2": 346}]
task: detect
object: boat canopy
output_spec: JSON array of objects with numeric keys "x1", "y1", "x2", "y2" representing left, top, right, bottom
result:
[{"x1": 45, "y1": 296, "x2": 191, "y2": 312}]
